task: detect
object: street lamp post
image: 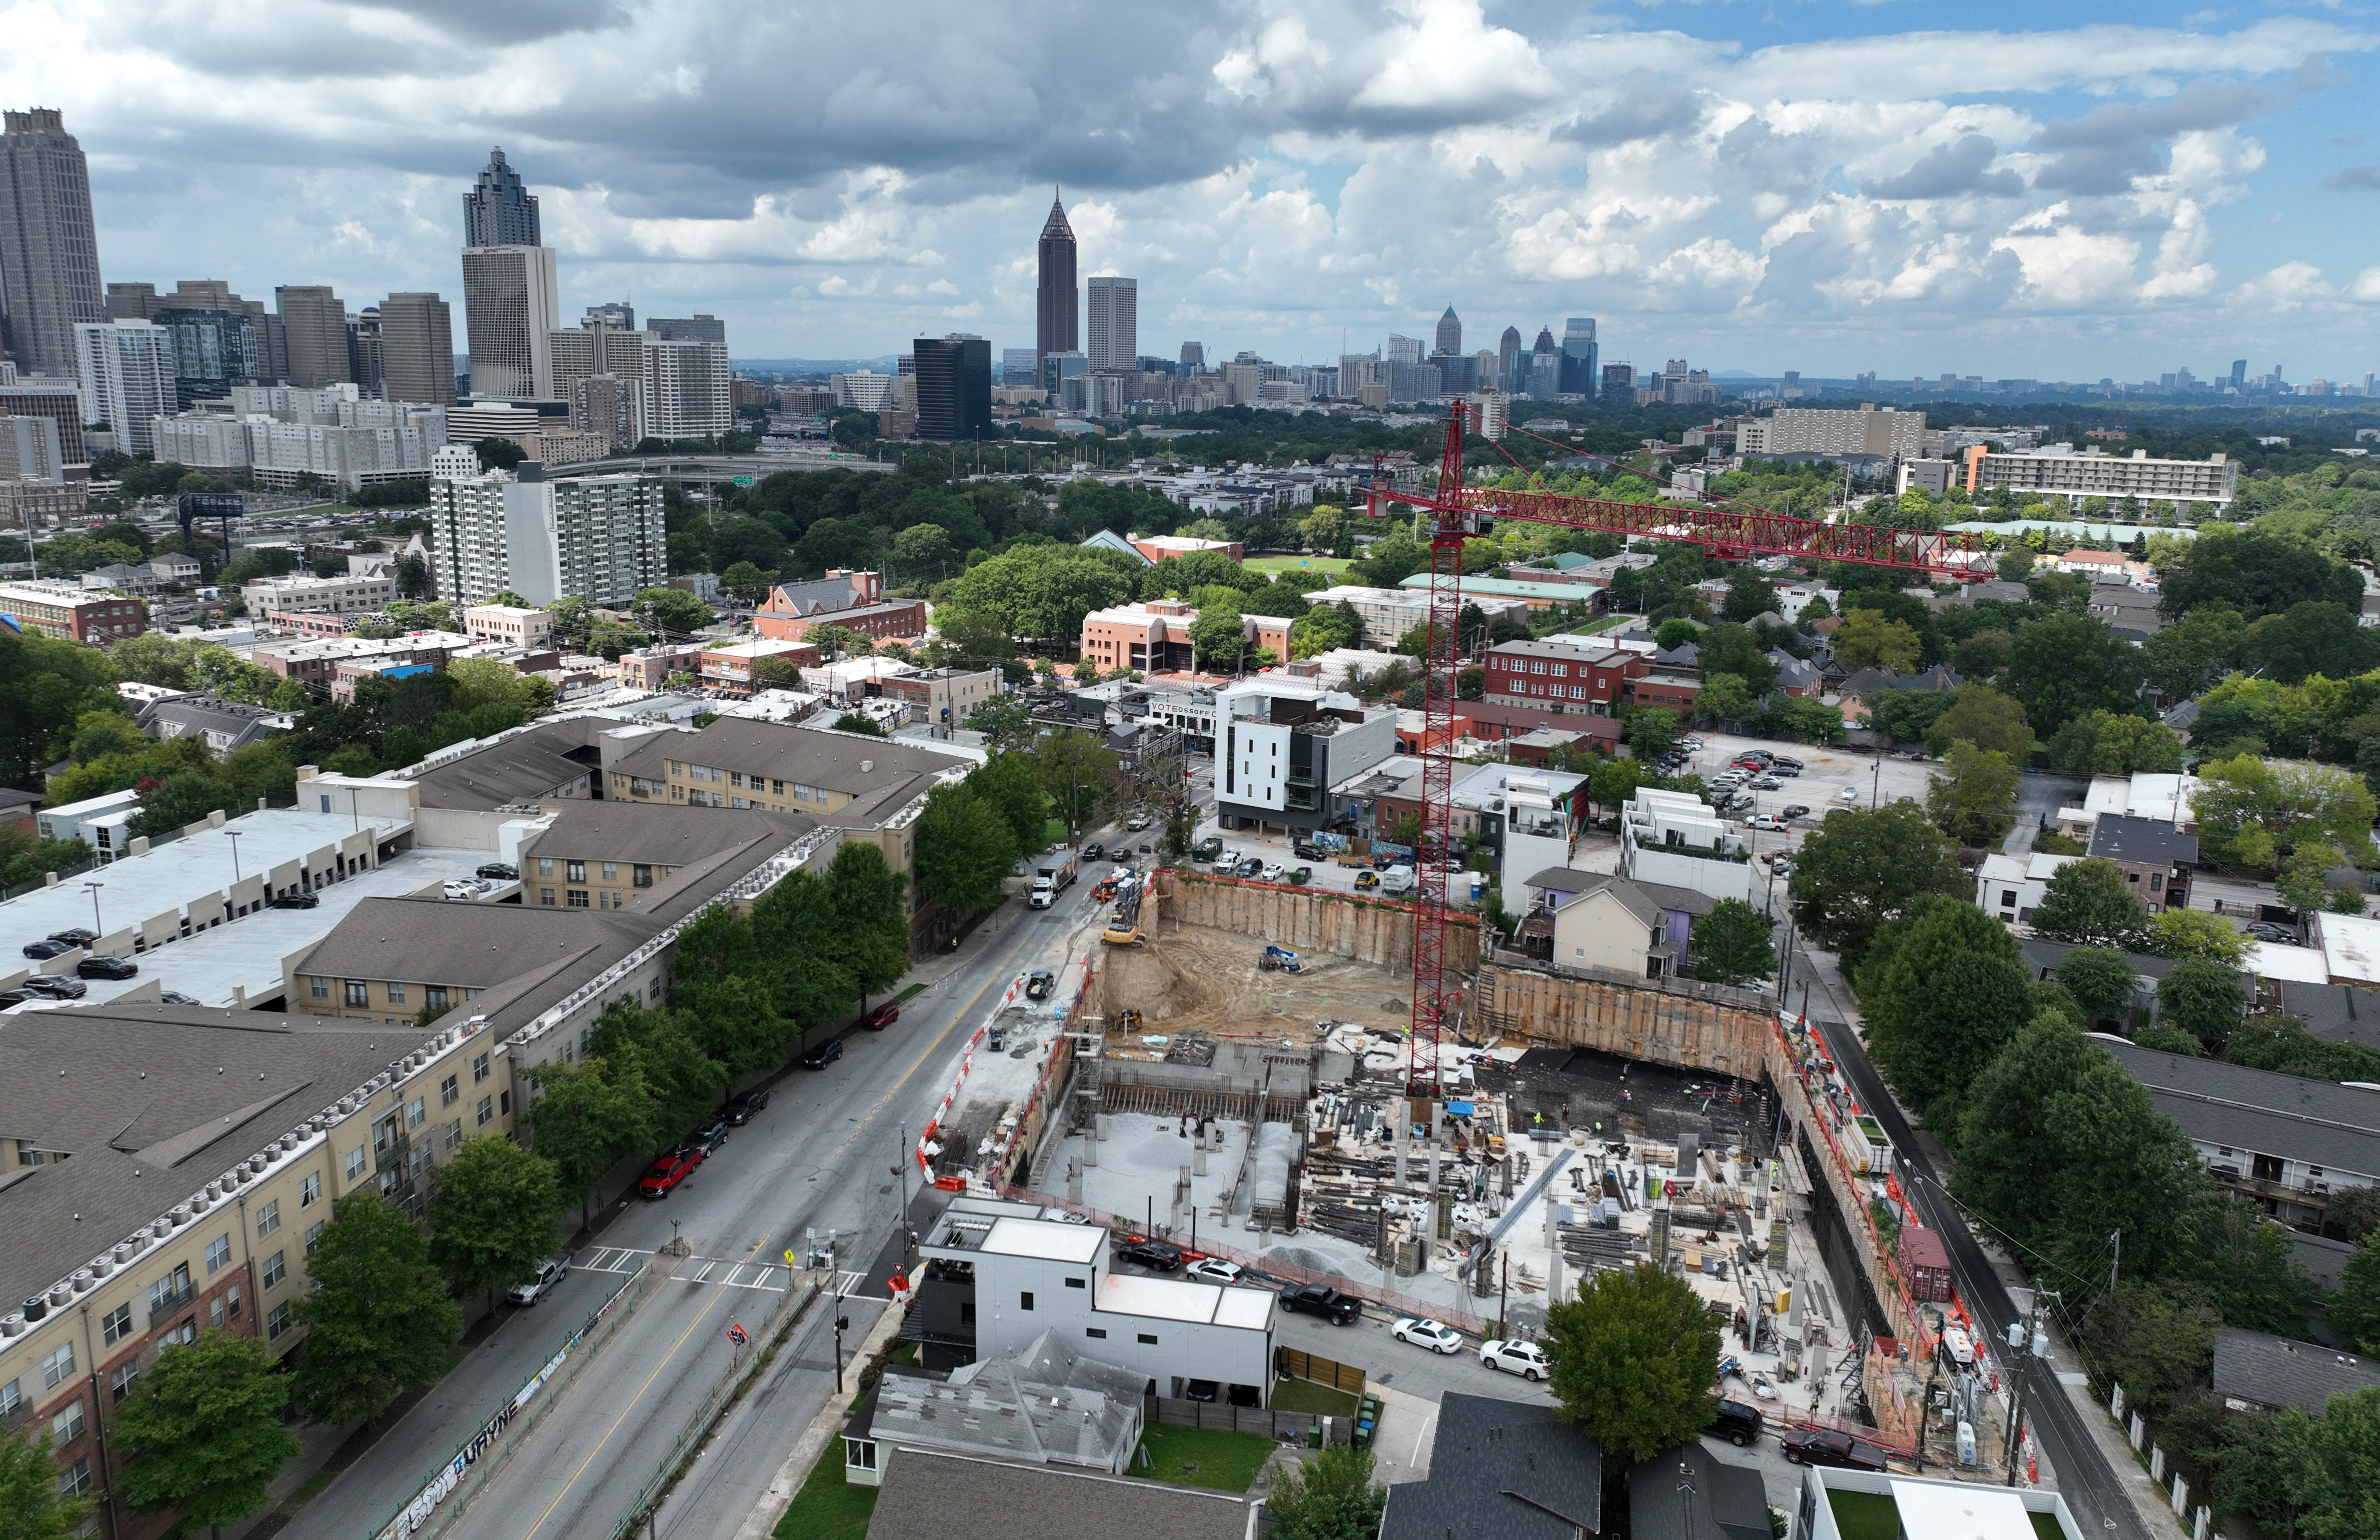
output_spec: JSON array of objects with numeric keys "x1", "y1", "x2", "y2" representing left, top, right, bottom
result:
[
  {"x1": 227, "y1": 830, "x2": 243, "y2": 887},
  {"x1": 83, "y1": 881, "x2": 104, "y2": 938}
]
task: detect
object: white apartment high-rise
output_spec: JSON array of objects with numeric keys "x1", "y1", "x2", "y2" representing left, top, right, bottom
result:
[
  {"x1": 1085, "y1": 276, "x2": 1137, "y2": 371},
  {"x1": 73, "y1": 320, "x2": 177, "y2": 455},
  {"x1": 0, "y1": 110, "x2": 104, "y2": 380},
  {"x1": 645, "y1": 336, "x2": 731, "y2": 439},
  {"x1": 461, "y1": 245, "x2": 559, "y2": 398},
  {"x1": 430, "y1": 464, "x2": 665, "y2": 606}
]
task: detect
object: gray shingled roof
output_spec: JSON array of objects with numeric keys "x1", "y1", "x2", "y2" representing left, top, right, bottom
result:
[
  {"x1": 608, "y1": 719, "x2": 970, "y2": 800},
  {"x1": 521, "y1": 802, "x2": 814, "y2": 869},
  {"x1": 0, "y1": 1004, "x2": 412, "y2": 1311},
  {"x1": 2088, "y1": 811, "x2": 2199, "y2": 868},
  {"x1": 863, "y1": 1448, "x2": 1253, "y2": 1540},
  {"x1": 2267, "y1": 981, "x2": 2380, "y2": 1055},
  {"x1": 2213, "y1": 1328, "x2": 2380, "y2": 1415},
  {"x1": 2294, "y1": 1231, "x2": 2357, "y2": 1294},
  {"x1": 1524, "y1": 867, "x2": 1715, "y2": 919},
  {"x1": 2095, "y1": 1037, "x2": 2380, "y2": 1179},
  {"x1": 1629, "y1": 1444, "x2": 1771, "y2": 1540},
  {"x1": 407, "y1": 718, "x2": 612, "y2": 809},
  {"x1": 1379, "y1": 1392, "x2": 1602, "y2": 1540}
]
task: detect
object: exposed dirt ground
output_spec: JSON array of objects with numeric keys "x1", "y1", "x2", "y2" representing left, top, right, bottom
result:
[{"x1": 1091, "y1": 919, "x2": 1414, "y2": 1050}]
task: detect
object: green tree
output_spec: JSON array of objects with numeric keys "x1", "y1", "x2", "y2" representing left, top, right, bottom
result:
[
  {"x1": 2279, "y1": 841, "x2": 2345, "y2": 912},
  {"x1": 1696, "y1": 623, "x2": 1776, "y2": 696},
  {"x1": 1786, "y1": 803, "x2": 1970, "y2": 967},
  {"x1": 1263, "y1": 1441, "x2": 1387, "y2": 1540},
  {"x1": 1832, "y1": 609, "x2": 1922, "y2": 673},
  {"x1": 824, "y1": 841, "x2": 910, "y2": 1010},
  {"x1": 2078, "y1": 1282, "x2": 2220, "y2": 1418},
  {"x1": 2027, "y1": 858, "x2": 2150, "y2": 950},
  {"x1": 2333, "y1": 1241, "x2": 2380, "y2": 1354},
  {"x1": 969, "y1": 752, "x2": 1050, "y2": 859},
  {"x1": 1188, "y1": 595, "x2": 1248, "y2": 673},
  {"x1": 0, "y1": 1425, "x2": 93, "y2": 1540},
  {"x1": 0, "y1": 628, "x2": 123, "y2": 789},
  {"x1": 1720, "y1": 572, "x2": 1780, "y2": 623},
  {"x1": 946, "y1": 545, "x2": 1134, "y2": 647},
  {"x1": 289, "y1": 1191, "x2": 463, "y2": 1423},
  {"x1": 2194, "y1": 755, "x2": 2377, "y2": 870},
  {"x1": 2142, "y1": 908, "x2": 2252, "y2": 967},
  {"x1": 1027, "y1": 728, "x2": 1121, "y2": 839},
  {"x1": 1654, "y1": 617, "x2": 1700, "y2": 652},
  {"x1": 2171, "y1": 1191, "x2": 2317, "y2": 1336},
  {"x1": 967, "y1": 694, "x2": 1037, "y2": 755},
  {"x1": 2155, "y1": 959, "x2": 2245, "y2": 1051},
  {"x1": 830, "y1": 710, "x2": 888, "y2": 736},
  {"x1": 2054, "y1": 947, "x2": 2141, "y2": 1025},
  {"x1": 1288, "y1": 601, "x2": 1361, "y2": 658},
  {"x1": 521, "y1": 1057, "x2": 659, "y2": 1232},
  {"x1": 2046, "y1": 710, "x2": 2185, "y2": 776},
  {"x1": 2157, "y1": 530, "x2": 2362, "y2": 621},
  {"x1": 630, "y1": 586, "x2": 714, "y2": 639},
  {"x1": 113, "y1": 1330, "x2": 298, "y2": 1537},
  {"x1": 1689, "y1": 898, "x2": 1774, "y2": 987},
  {"x1": 1925, "y1": 740, "x2": 2021, "y2": 846},
  {"x1": 1862, "y1": 899, "x2": 2036, "y2": 1127},
  {"x1": 1952, "y1": 628, "x2": 2014, "y2": 681},
  {"x1": 2281, "y1": 1384, "x2": 2380, "y2": 1540},
  {"x1": 1542, "y1": 1263, "x2": 1722, "y2": 1467},
  {"x1": 1625, "y1": 706, "x2": 1680, "y2": 762},
  {"x1": 2005, "y1": 611, "x2": 2147, "y2": 737},
  {"x1": 808, "y1": 624, "x2": 872, "y2": 662},
  {"x1": 914, "y1": 782, "x2": 1013, "y2": 912},
  {"x1": 1996, "y1": 548, "x2": 2036, "y2": 582},
  {"x1": 1695, "y1": 673, "x2": 1751, "y2": 725},
  {"x1": 1923, "y1": 685, "x2": 2033, "y2": 759},
  {"x1": 2142, "y1": 606, "x2": 2247, "y2": 701},
  {"x1": 426, "y1": 1134, "x2": 561, "y2": 1312}
]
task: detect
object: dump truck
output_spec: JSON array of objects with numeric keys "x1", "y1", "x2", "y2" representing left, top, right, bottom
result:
[{"x1": 1030, "y1": 846, "x2": 1078, "y2": 909}]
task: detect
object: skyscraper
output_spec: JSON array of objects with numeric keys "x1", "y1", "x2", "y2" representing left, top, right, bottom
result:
[
  {"x1": 1180, "y1": 342, "x2": 1205, "y2": 371},
  {"x1": 379, "y1": 292, "x2": 456, "y2": 406},
  {"x1": 650, "y1": 314, "x2": 727, "y2": 344},
  {"x1": 73, "y1": 320, "x2": 177, "y2": 454},
  {"x1": 914, "y1": 334, "x2": 992, "y2": 443},
  {"x1": 1496, "y1": 327, "x2": 1521, "y2": 388},
  {"x1": 1435, "y1": 306, "x2": 1461, "y2": 356},
  {"x1": 1000, "y1": 347, "x2": 1038, "y2": 387},
  {"x1": 1035, "y1": 189, "x2": 1078, "y2": 378},
  {"x1": 348, "y1": 306, "x2": 383, "y2": 396},
  {"x1": 586, "y1": 301, "x2": 636, "y2": 330},
  {"x1": 1086, "y1": 276, "x2": 1137, "y2": 370},
  {"x1": 0, "y1": 110, "x2": 103, "y2": 380},
  {"x1": 462, "y1": 245, "x2": 560, "y2": 398},
  {"x1": 1559, "y1": 317, "x2": 1597, "y2": 396},
  {"x1": 277, "y1": 285, "x2": 353, "y2": 387},
  {"x1": 644, "y1": 335, "x2": 732, "y2": 439},
  {"x1": 464, "y1": 149, "x2": 541, "y2": 248}
]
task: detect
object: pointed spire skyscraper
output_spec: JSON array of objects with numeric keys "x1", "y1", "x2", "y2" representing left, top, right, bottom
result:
[
  {"x1": 1434, "y1": 306, "x2": 1461, "y2": 357},
  {"x1": 1035, "y1": 187, "x2": 1078, "y2": 381},
  {"x1": 464, "y1": 148, "x2": 541, "y2": 247}
]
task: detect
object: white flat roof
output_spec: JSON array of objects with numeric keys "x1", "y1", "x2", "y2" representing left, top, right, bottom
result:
[
  {"x1": 1886, "y1": 1479, "x2": 2038, "y2": 1540},
  {"x1": 1097, "y1": 1271, "x2": 1268, "y2": 1329},
  {"x1": 979, "y1": 1216, "x2": 1104, "y2": 1264},
  {"x1": 2318, "y1": 912, "x2": 2380, "y2": 987},
  {"x1": 1212, "y1": 1285, "x2": 1275, "y2": 1330},
  {"x1": 2252, "y1": 941, "x2": 2330, "y2": 985}
]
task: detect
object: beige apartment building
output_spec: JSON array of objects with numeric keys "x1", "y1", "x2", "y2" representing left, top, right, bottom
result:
[{"x1": 515, "y1": 801, "x2": 813, "y2": 911}]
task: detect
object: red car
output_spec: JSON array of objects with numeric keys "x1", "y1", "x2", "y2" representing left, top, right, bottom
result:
[
  {"x1": 864, "y1": 1002, "x2": 900, "y2": 1030},
  {"x1": 639, "y1": 1147, "x2": 703, "y2": 1198}
]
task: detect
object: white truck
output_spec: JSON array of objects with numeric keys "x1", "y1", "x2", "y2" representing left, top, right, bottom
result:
[
  {"x1": 1030, "y1": 846, "x2": 1079, "y2": 909},
  {"x1": 1377, "y1": 864, "x2": 1418, "y2": 897}
]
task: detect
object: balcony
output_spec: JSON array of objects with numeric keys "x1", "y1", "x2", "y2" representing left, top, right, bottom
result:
[{"x1": 146, "y1": 1284, "x2": 197, "y2": 1330}]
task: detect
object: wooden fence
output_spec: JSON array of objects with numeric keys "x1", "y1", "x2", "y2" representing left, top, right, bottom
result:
[
  {"x1": 1148, "y1": 1395, "x2": 1349, "y2": 1444},
  {"x1": 1274, "y1": 1347, "x2": 1366, "y2": 1395}
]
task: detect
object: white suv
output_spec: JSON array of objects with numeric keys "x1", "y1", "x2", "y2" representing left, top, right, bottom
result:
[{"x1": 1482, "y1": 1339, "x2": 1551, "y2": 1380}]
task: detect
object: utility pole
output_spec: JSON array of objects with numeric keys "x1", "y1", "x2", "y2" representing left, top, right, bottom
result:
[
  {"x1": 2002, "y1": 1289, "x2": 2056, "y2": 1486},
  {"x1": 2109, "y1": 1229, "x2": 2120, "y2": 1297}
]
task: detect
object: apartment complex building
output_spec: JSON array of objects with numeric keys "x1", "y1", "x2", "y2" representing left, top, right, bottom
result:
[
  {"x1": 1737, "y1": 403, "x2": 1925, "y2": 458},
  {"x1": 462, "y1": 603, "x2": 555, "y2": 649},
  {"x1": 1479, "y1": 639, "x2": 1646, "y2": 714},
  {"x1": 238, "y1": 570, "x2": 398, "y2": 617},
  {"x1": 1960, "y1": 443, "x2": 2240, "y2": 508},
  {"x1": 0, "y1": 578, "x2": 146, "y2": 642},
  {"x1": 428, "y1": 463, "x2": 666, "y2": 607},
  {"x1": 1080, "y1": 599, "x2": 1197, "y2": 673},
  {"x1": 751, "y1": 570, "x2": 925, "y2": 644},
  {"x1": 513, "y1": 802, "x2": 813, "y2": 911},
  {"x1": 1215, "y1": 678, "x2": 1397, "y2": 833}
]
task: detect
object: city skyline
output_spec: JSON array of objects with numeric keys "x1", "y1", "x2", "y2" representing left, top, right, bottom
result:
[{"x1": 9, "y1": 3, "x2": 2380, "y2": 382}]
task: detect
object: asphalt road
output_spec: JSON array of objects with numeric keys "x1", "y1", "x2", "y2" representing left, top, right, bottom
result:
[
  {"x1": 1790, "y1": 933, "x2": 2148, "y2": 1540},
  {"x1": 280, "y1": 864, "x2": 1114, "y2": 1540}
]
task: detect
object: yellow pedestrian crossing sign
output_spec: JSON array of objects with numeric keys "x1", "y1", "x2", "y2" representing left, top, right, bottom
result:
[{"x1": 785, "y1": 1249, "x2": 798, "y2": 1268}]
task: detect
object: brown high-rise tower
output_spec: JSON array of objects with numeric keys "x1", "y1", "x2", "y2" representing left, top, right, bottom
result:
[
  {"x1": 0, "y1": 109, "x2": 104, "y2": 379},
  {"x1": 1034, "y1": 188, "x2": 1077, "y2": 383}
]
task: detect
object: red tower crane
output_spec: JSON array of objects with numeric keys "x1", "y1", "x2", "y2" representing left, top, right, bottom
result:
[{"x1": 1368, "y1": 402, "x2": 1985, "y2": 1096}]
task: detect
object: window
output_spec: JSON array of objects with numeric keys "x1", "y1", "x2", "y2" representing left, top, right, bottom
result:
[
  {"x1": 440, "y1": 1073, "x2": 459, "y2": 1106},
  {"x1": 345, "y1": 981, "x2": 369, "y2": 1008},
  {"x1": 538, "y1": 858, "x2": 555, "y2": 877},
  {"x1": 262, "y1": 1250, "x2": 286, "y2": 1289},
  {"x1": 446, "y1": 1120, "x2": 463, "y2": 1150},
  {"x1": 387, "y1": 981, "x2": 407, "y2": 1004},
  {"x1": 426, "y1": 986, "x2": 449, "y2": 1012},
  {"x1": 407, "y1": 1097, "x2": 426, "y2": 1129},
  {"x1": 311, "y1": 976, "x2": 330, "y2": 998},
  {"x1": 345, "y1": 1145, "x2": 366, "y2": 1179},
  {"x1": 267, "y1": 1302, "x2": 291, "y2": 1339},
  {"x1": 50, "y1": 1399, "x2": 83, "y2": 1457},
  {"x1": 633, "y1": 864, "x2": 653, "y2": 888},
  {"x1": 477, "y1": 1095, "x2": 494, "y2": 1126},
  {"x1": 112, "y1": 1360, "x2": 141, "y2": 1403},
  {"x1": 1084, "y1": 1327, "x2": 1108, "y2": 1339},
  {"x1": 59, "y1": 1458, "x2": 90, "y2": 1499},
  {"x1": 772, "y1": 780, "x2": 785, "y2": 795},
  {"x1": 1064, "y1": 1277, "x2": 1085, "y2": 1289},
  {"x1": 206, "y1": 1233, "x2": 231, "y2": 1272},
  {"x1": 1137, "y1": 1333, "x2": 1158, "y2": 1344},
  {"x1": 567, "y1": 861, "x2": 586, "y2": 883},
  {"x1": 256, "y1": 1200, "x2": 280, "y2": 1237},
  {"x1": 602, "y1": 862, "x2": 618, "y2": 882},
  {"x1": 101, "y1": 1303, "x2": 132, "y2": 1344},
  {"x1": 540, "y1": 888, "x2": 556, "y2": 906},
  {"x1": 41, "y1": 1344, "x2": 73, "y2": 1389},
  {"x1": 473, "y1": 1052, "x2": 490, "y2": 1082},
  {"x1": 568, "y1": 890, "x2": 589, "y2": 908},
  {"x1": 1019, "y1": 1292, "x2": 1034, "y2": 1312},
  {"x1": 301, "y1": 1172, "x2": 321, "y2": 1207},
  {"x1": 150, "y1": 1263, "x2": 191, "y2": 1311},
  {"x1": 225, "y1": 1284, "x2": 242, "y2": 1320},
  {"x1": 304, "y1": 1219, "x2": 325, "y2": 1255},
  {"x1": 729, "y1": 772, "x2": 745, "y2": 789}
]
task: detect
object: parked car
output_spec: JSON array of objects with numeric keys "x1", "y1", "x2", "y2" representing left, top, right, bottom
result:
[
  {"x1": 23, "y1": 975, "x2": 86, "y2": 999},
  {"x1": 1082, "y1": 842, "x2": 1105, "y2": 862},
  {"x1": 801, "y1": 1037, "x2": 845, "y2": 1070},
  {"x1": 1746, "y1": 814, "x2": 1790, "y2": 832},
  {"x1": 443, "y1": 880, "x2": 485, "y2": 899},
  {"x1": 638, "y1": 1148, "x2": 703, "y2": 1197},
  {"x1": 1279, "y1": 1283, "x2": 1362, "y2": 1324},
  {"x1": 159, "y1": 991, "x2": 202, "y2": 1005},
  {"x1": 1839, "y1": 786, "x2": 1863, "y2": 802},
  {"x1": 46, "y1": 928, "x2": 96, "y2": 947},
  {"x1": 2245, "y1": 922, "x2": 2302, "y2": 945},
  {"x1": 1768, "y1": 764, "x2": 1801, "y2": 777},
  {"x1": 1039, "y1": 1206, "x2": 1089, "y2": 1225},
  {"x1": 1355, "y1": 870, "x2": 1380, "y2": 891},
  {"x1": 722, "y1": 1088, "x2": 771, "y2": 1124},
  {"x1": 1292, "y1": 866, "x2": 1314, "y2": 884},
  {"x1": 863, "y1": 1001, "x2": 901, "y2": 1030},
  {"x1": 1782, "y1": 804, "x2": 1812, "y2": 819},
  {"x1": 78, "y1": 956, "x2": 137, "y2": 981},
  {"x1": 269, "y1": 891, "x2": 320, "y2": 909},
  {"x1": 477, "y1": 862, "x2": 519, "y2": 881},
  {"x1": 1025, "y1": 970, "x2": 1056, "y2": 1001},
  {"x1": 1392, "y1": 1317, "x2": 1464, "y2": 1354},
  {"x1": 1292, "y1": 841, "x2": 1323, "y2": 860},
  {"x1": 1126, "y1": 813, "x2": 1152, "y2": 831},
  {"x1": 1116, "y1": 1237, "x2": 1183, "y2": 1271},
  {"x1": 1707, "y1": 1398, "x2": 1765, "y2": 1447},
  {"x1": 1770, "y1": 754, "x2": 1803, "y2": 768},
  {"x1": 1748, "y1": 776, "x2": 1783, "y2": 791},
  {"x1": 507, "y1": 1253, "x2": 571, "y2": 1305},
  {"x1": 1780, "y1": 1428, "x2": 1891, "y2": 1471},
  {"x1": 691, "y1": 1120, "x2": 731, "y2": 1155},
  {"x1": 1481, "y1": 1339, "x2": 1551, "y2": 1380},
  {"x1": 0, "y1": 988, "x2": 44, "y2": 1007},
  {"x1": 1260, "y1": 864, "x2": 1286, "y2": 883},
  {"x1": 1235, "y1": 858, "x2": 1263, "y2": 879},
  {"x1": 1184, "y1": 1257, "x2": 1243, "y2": 1284},
  {"x1": 20, "y1": 937, "x2": 76, "y2": 960}
]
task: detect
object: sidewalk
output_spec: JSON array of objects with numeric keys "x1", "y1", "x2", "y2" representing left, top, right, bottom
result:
[
  {"x1": 2032, "y1": 1302, "x2": 2189, "y2": 1540},
  {"x1": 732, "y1": 1303, "x2": 907, "y2": 1540}
]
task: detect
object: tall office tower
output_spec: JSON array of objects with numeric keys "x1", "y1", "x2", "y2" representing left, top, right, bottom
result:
[
  {"x1": 1559, "y1": 317, "x2": 1597, "y2": 395},
  {"x1": 1035, "y1": 188, "x2": 1078, "y2": 378},
  {"x1": 586, "y1": 301, "x2": 636, "y2": 330},
  {"x1": 464, "y1": 148, "x2": 540, "y2": 247},
  {"x1": 1000, "y1": 347, "x2": 1038, "y2": 387},
  {"x1": 1473, "y1": 348, "x2": 1497, "y2": 388},
  {"x1": 104, "y1": 282, "x2": 158, "y2": 320},
  {"x1": 1085, "y1": 276, "x2": 1137, "y2": 370},
  {"x1": 1041, "y1": 350, "x2": 1087, "y2": 400},
  {"x1": 1599, "y1": 363, "x2": 1635, "y2": 404},
  {"x1": 347, "y1": 306, "x2": 384, "y2": 396},
  {"x1": 1520, "y1": 328, "x2": 1561, "y2": 399},
  {"x1": 650, "y1": 314, "x2": 726, "y2": 344},
  {"x1": 2230, "y1": 359, "x2": 2248, "y2": 389},
  {"x1": 380, "y1": 292, "x2": 456, "y2": 405},
  {"x1": 153, "y1": 290, "x2": 265, "y2": 405},
  {"x1": 914, "y1": 333, "x2": 992, "y2": 442},
  {"x1": 0, "y1": 380, "x2": 87, "y2": 461},
  {"x1": 1180, "y1": 341, "x2": 1205, "y2": 371},
  {"x1": 73, "y1": 320, "x2": 177, "y2": 454},
  {"x1": 1434, "y1": 306, "x2": 1461, "y2": 356},
  {"x1": 644, "y1": 335, "x2": 731, "y2": 439},
  {"x1": 549, "y1": 316, "x2": 653, "y2": 401},
  {"x1": 1497, "y1": 326, "x2": 1522, "y2": 388},
  {"x1": 462, "y1": 245, "x2": 560, "y2": 398},
  {"x1": 0, "y1": 110, "x2": 104, "y2": 380},
  {"x1": 1387, "y1": 334, "x2": 1423, "y2": 366},
  {"x1": 277, "y1": 285, "x2": 353, "y2": 386},
  {"x1": 572, "y1": 374, "x2": 644, "y2": 452},
  {"x1": 430, "y1": 463, "x2": 665, "y2": 607}
]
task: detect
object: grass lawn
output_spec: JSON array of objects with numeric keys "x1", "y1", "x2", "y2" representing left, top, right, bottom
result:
[
  {"x1": 1269, "y1": 1378, "x2": 1359, "y2": 1417},
  {"x1": 1136, "y1": 1425, "x2": 1277, "y2": 1492},
  {"x1": 1825, "y1": 1490, "x2": 1900, "y2": 1540},
  {"x1": 1042, "y1": 818, "x2": 1070, "y2": 848},
  {"x1": 774, "y1": 1446, "x2": 875, "y2": 1540},
  {"x1": 1245, "y1": 554, "x2": 1352, "y2": 576}
]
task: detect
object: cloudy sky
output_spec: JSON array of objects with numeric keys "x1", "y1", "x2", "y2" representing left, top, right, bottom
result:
[{"x1": 17, "y1": 0, "x2": 2380, "y2": 382}]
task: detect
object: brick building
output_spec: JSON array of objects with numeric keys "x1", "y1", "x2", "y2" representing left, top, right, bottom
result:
[{"x1": 0, "y1": 579, "x2": 145, "y2": 642}]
